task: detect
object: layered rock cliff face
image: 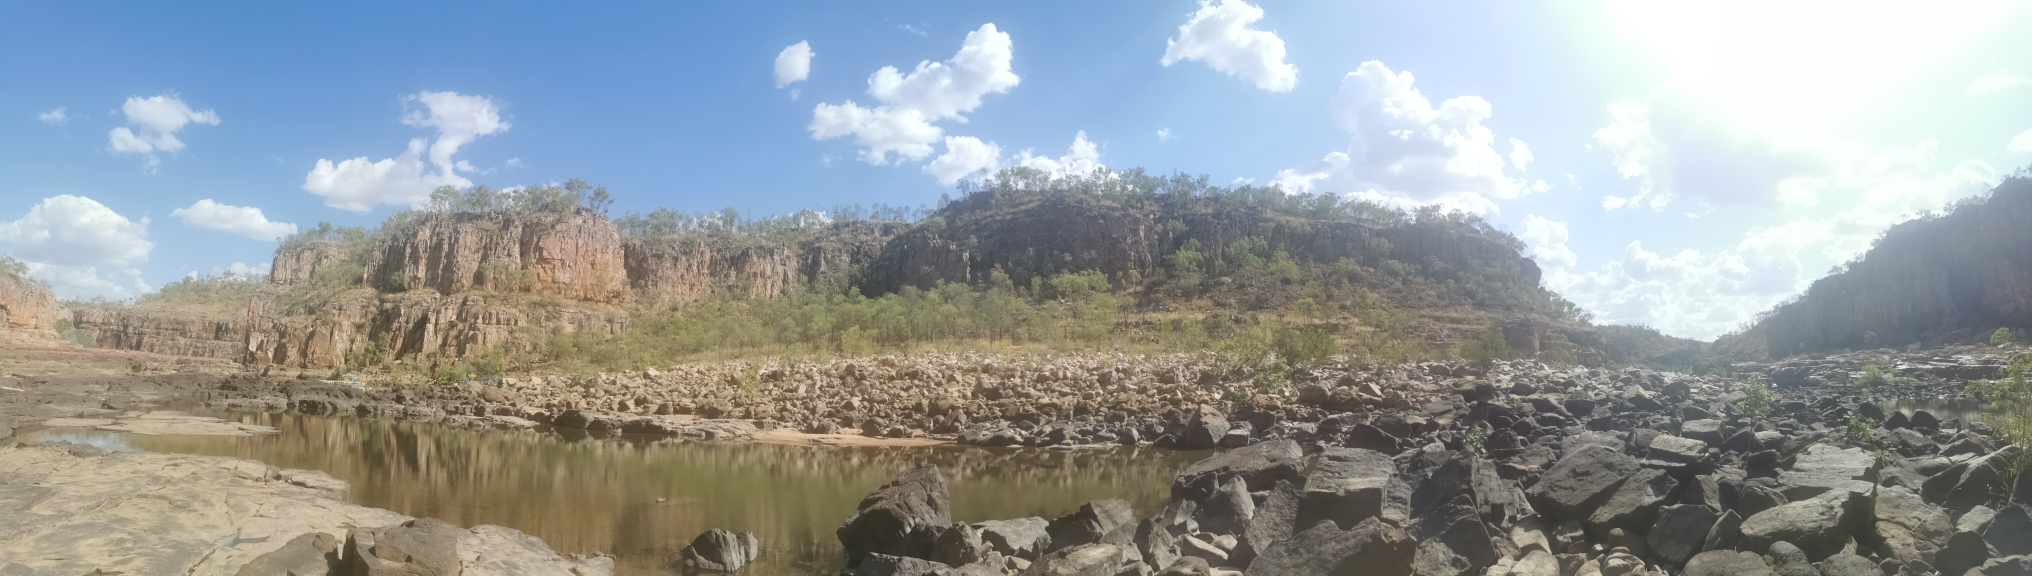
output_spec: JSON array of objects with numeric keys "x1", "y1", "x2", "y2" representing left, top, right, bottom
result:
[
  {"x1": 366, "y1": 210, "x2": 630, "y2": 303},
  {"x1": 269, "y1": 240, "x2": 346, "y2": 287},
  {"x1": 624, "y1": 220, "x2": 907, "y2": 306},
  {"x1": 71, "y1": 307, "x2": 246, "y2": 359},
  {"x1": 1722, "y1": 175, "x2": 2032, "y2": 358},
  {"x1": 243, "y1": 290, "x2": 627, "y2": 368},
  {"x1": 0, "y1": 273, "x2": 60, "y2": 331}
]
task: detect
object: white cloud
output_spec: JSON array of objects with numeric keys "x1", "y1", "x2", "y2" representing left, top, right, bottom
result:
[
  {"x1": 1160, "y1": 0, "x2": 1297, "y2": 92},
  {"x1": 224, "y1": 261, "x2": 272, "y2": 276},
  {"x1": 1269, "y1": 61, "x2": 1525, "y2": 214},
  {"x1": 1553, "y1": 145, "x2": 1997, "y2": 339},
  {"x1": 1593, "y1": 88, "x2": 1824, "y2": 210},
  {"x1": 106, "y1": 94, "x2": 220, "y2": 173},
  {"x1": 924, "y1": 136, "x2": 1003, "y2": 185},
  {"x1": 1156, "y1": 128, "x2": 1175, "y2": 142},
  {"x1": 1967, "y1": 71, "x2": 2031, "y2": 95},
  {"x1": 0, "y1": 195, "x2": 156, "y2": 300},
  {"x1": 899, "y1": 24, "x2": 928, "y2": 37},
  {"x1": 809, "y1": 24, "x2": 1020, "y2": 165},
  {"x1": 1507, "y1": 138, "x2": 1534, "y2": 171},
  {"x1": 1518, "y1": 216, "x2": 1576, "y2": 268},
  {"x1": 303, "y1": 91, "x2": 507, "y2": 212},
  {"x1": 775, "y1": 41, "x2": 814, "y2": 88},
  {"x1": 171, "y1": 199, "x2": 298, "y2": 241},
  {"x1": 2010, "y1": 128, "x2": 2032, "y2": 153},
  {"x1": 1013, "y1": 131, "x2": 1105, "y2": 179},
  {"x1": 38, "y1": 107, "x2": 67, "y2": 126}
]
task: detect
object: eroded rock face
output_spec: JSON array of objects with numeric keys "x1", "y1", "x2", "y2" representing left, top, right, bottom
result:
[
  {"x1": 0, "y1": 272, "x2": 60, "y2": 331},
  {"x1": 72, "y1": 307, "x2": 246, "y2": 360},
  {"x1": 366, "y1": 210, "x2": 629, "y2": 304},
  {"x1": 270, "y1": 240, "x2": 346, "y2": 287}
]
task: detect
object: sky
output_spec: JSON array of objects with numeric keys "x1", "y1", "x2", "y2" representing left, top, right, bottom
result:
[{"x1": 4, "y1": 1, "x2": 2031, "y2": 340}]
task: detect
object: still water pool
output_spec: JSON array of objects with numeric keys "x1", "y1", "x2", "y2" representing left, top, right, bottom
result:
[{"x1": 25, "y1": 411, "x2": 1207, "y2": 575}]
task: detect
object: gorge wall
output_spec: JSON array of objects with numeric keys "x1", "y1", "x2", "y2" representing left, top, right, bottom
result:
[
  {"x1": 0, "y1": 271, "x2": 61, "y2": 331},
  {"x1": 1721, "y1": 174, "x2": 2032, "y2": 358},
  {"x1": 76, "y1": 190, "x2": 1565, "y2": 368}
]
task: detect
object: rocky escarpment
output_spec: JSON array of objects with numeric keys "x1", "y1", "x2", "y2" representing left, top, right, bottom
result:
[
  {"x1": 71, "y1": 307, "x2": 246, "y2": 360},
  {"x1": 623, "y1": 220, "x2": 906, "y2": 306},
  {"x1": 0, "y1": 271, "x2": 59, "y2": 331},
  {"x1": 243, "y1": 289, "x2": 627, "y2": 368},
  {"x1": 366, "y1": 209, "x2": 630, "y2": 303},
  {"x1": 861, "y1": 191, "x2": 1542, "y2": 296},
  {"x1": 1723, "y1": 174, "x2": 2032, "y2": 358}
]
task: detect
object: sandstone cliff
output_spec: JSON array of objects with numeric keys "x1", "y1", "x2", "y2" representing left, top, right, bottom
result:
[
  {"x1": 623, "y1": 220, "x2": 906, "y2": 306},
  {"x1": 365, "y1": 209, "x2": 630, "y2": 303},
  {"x1": 0, "y1": 271, "x2": 60, "y2": 331}
]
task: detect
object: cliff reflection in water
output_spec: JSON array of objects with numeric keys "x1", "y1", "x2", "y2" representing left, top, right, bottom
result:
[{"x1": 91, "y1": 411, "x2": 1205, "y2": 575}]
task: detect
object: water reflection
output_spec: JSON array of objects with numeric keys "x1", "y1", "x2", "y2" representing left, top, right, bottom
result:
[{"x1": 24, "y1": 412, "x2": 1204, "y2": 575}]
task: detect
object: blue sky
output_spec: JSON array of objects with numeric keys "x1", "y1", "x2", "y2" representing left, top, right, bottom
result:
[{"x1": 4, "y1": 1, "x2": 2031, "y2": 339}]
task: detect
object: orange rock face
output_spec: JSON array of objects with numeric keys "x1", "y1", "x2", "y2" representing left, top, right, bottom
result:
[
  {"x1": 0, "y1": 273, "x2": 61, "y2": 331},
  {"x1": 365, "y1": 209, "x2": 630, "y2": 304}
]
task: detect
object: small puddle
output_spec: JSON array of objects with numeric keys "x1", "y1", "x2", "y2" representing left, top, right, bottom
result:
[{"x1": 23, "y1": 410, "x2": 1207, "y2": 575}]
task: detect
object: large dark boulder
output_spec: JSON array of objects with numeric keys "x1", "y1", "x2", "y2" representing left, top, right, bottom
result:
[
  {"x1": 1300, "y1": 447, "x2": 1398, "y2": 531},
  {"x1": 931, "y1": 523, "x2": 987, "y2": 567},
  {"x1": 1738, "y1": 491, "x2": 1858, "y2": 561},
  {"x1": 1185, "y1": 406, "x2": 1227, "y2": 450},
  {"x1": 976, "y1": 518, "x2": 1052, "y2": 560},
  {"x1": 1247, "y1": 517, "x2": 1414, "y2": 576},
  {"x1": 235, "y1": 532, "x2": 341, "y2": 576},
  {"x1": 340, "y1": 518, "x2": 464, "y2": 576},
  {"x1": 1046, "y1": 500, "x2": 1136, "y2": 553},
  {"x1": 1991, "y1": 506, "x2": 2032, "y2": 557},
  {"x1": 1234, "y1": 480, "x2": 1303, "y2": 567},
  {"x1": 1647, "y1": 504, "x2": 1719, "y2": 566},
  {"x1": 854, "y1": 553, "x2": 955, "y2": 576},
  {"x1": 1169, "y1": 439, "x2": 1303, "y2": 502},
  {"x1": 1871, "y1": 486, "x2": 1950, "y2": 566},
  {"x1": 840, "y1": 465, "x2": 954, "y2": 568},
  {"x1": 1525, "y1": 445, "x2": 1641, "y2": 522},
  {"x1": 1966, "y1": 556, "x2": 2032, "y2": 576},
  {"x1": 1408, "y1": 495, "x2": 1499, "y2": 575},
  {"x1": 1583, "y1": 468, "x2": 1678, "y2": 539},
  {"x1": 680, "y1": 528, "x2": 760, "y2": 572}
]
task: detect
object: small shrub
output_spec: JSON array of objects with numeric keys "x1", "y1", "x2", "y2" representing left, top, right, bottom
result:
[
  {"x1": 1844, "y1": 414, "x2": 1881, "y2": 449},
  {"x1": 1736, "y1": 375, "x2": 1774, "y2": 420},
  {"x1": 1992, "y1": 327, "x2": 2015, "y2": 346},
  {"x1": 1463, "y1": 422, "x2": 1491, "y2": 459}
]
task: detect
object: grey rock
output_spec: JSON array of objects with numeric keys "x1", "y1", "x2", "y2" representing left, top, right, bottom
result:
[
  {"x1": 839, "y1": 465, "x2": 953, "y2": 567},
  {"x1": 856, "y1": 553, "x2": 956, "y2": 576},
  {"x1": 234, "y1": 531, "x2": 341, "y2": 576},
  {"x1": 1234, "y1": 480, "x2": 1301, "y2": 566},
  {"x1": 1021, "y1": 543, "x2": 1127, "y2": 576},
  {"x1": 1815, "y1": 553, "x2": 1881, "y2": 576},
  {"x1": 1682, "y1": 551, "x2": 1777, "y2": 576},
  {"x1": 1153, "y1": 557, "x2": 1210, "y2": 576},
  {"x1": 1649, "y1": 435, "x2": 1709, "y2": 464},
  {"x1": 1989, "y1": 506, "x2": 2032, "y2": 557},
  {"x1": 1584, "y1": 468, "x2": 1678, "y2": 539},
  {"x1": 1134, "y1": 519, "x2": 1179, "y2": 572},
  {"x1": 1299, "y1": 448, "x2": 1396, "y2": 531},
  {"x1": 1682, "y1": 420, "x2": 1726, "y2": 445},
  {"x1": 1965, "y1": 555, "x2": 2032, "y2": 576},
  {"x1": 1192, "y1": 477, "x2": 1255, "y2": 536},
  {"x1": 1048, "y1": 500, "x2": 1137, "y2": 554},
  {"x1": 1936, "y1": 530, "x2": 1993, "y2": 576},
  {"x1": 1178, "y1": 534, "x2": 1226, "y2": 565},
  {"x1": 1648, "y1": 504, "x2": 1720, "y2": 566},
  {"x1": 1702, "y1": 510, "x2": 1743, "y2": 553},
  {"x1": 1872, "y1": 486, "x2": 1950, "y2": 566},
  {"x1": 1169, "y1": 439, "x2": 1303, "y2": 502},
  {"x1": 1768, "y1": 541, "x2": 1820, "y2": 576},
  {"x1": 1248, "y1": 517, "x2": 1413, "y2": 576},
  {"x1": 1506, "y1": 550, "x2": 1560, "y2": 576},
  {"x1": 1525, "y1": 445, "x2": 1642, "y2": 523},
  {"x1": 933, "y1": 523, "x2": 988, "y2": 567},
  {"x1": 341, "y1": 518, "x2": 464, "y2": 576},
  {"x1": 1739, "y1": 491, "x2": 1858, "y2": 561},
  {"x1": 1186, "y1": 406, "x2": 1228, "y2": 451},
  {"x1": 1778, "y1": 444, "x2": 1878, "y2": 501},
  {"x1": 1960, "y1": 505, "x2": 1999, "y2": 533},
  {"x1": 977, "y1": 518, "x2": 1053, "y2": 560},
  {"x1": 1410, "y1": 495, "x2": 1499, "y2": 574},
  {"x1": 681, "y1": 528, "x2": 760, "y2": 572}
]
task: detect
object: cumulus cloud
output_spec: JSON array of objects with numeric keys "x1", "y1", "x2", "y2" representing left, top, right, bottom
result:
[
  {"x1": 1967, "y1": 71, "x2": 2031, "y2": 95},
  {"x1": 776, "y1": 41, "x2": 814, "y2": 88},
  {"x1": 1269, "y1": 61, "x2": 1530, "y2": 214},
  {"x1": 1518, "y1": 216, "x2": 1576, "y2": 269},
  {"x1": 1508, "y1": 138, "x2": 1533, "y2": 171},
  {"x1": 1012, "y1": 131, "x2": 1105, "y2": 179},
  {"x1": 38, "y1": 107, "x2": 67, "y2": 126},
  {"x1": 1157, "y1": 128, "x2": 1175, "y2": 142},
  {"x1": 1593, "y1": 88, "x2": 1824, "y2": 210},
  {"x1": 171, "y1": 199, "x2": 298, "y2": 241},
  {"x1": 2010, "y1": 128, "x2": 2032, "y2": 153},
  {"x1": 303, "y1": 91, "x2": 507, "y2": 212},
  {"x1": 924, "y1": 136, "x2": 1003, "y2": 185},
  {"x1": 1160, "y1": 0, "x2": 1297, "y2": 92},
  {"x1": 0, "y1": 195, "x2": 156, "y2": 300},
  {"x1": 1552, "y1": 146, "x2": 1997, "y2": 339},
  {"x1": 106, "y1": 94, "x2": 220, "y2": 173},
  {"x1": 808, "y1": 23, "x2": 1020, "y2": 165}
]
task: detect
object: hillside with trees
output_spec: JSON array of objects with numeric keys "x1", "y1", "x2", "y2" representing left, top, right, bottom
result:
[{"x1": 1719, "y1": 170, "x2": 2032, "y2": 359}]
